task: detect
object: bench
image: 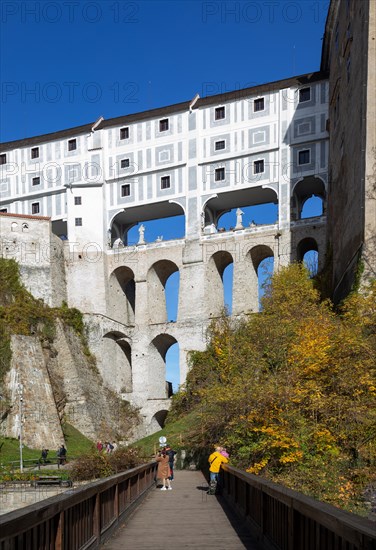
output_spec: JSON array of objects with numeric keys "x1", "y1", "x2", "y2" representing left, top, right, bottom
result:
[{"x1": 32, "y1": 476, "x2": 72, "y2": 488}]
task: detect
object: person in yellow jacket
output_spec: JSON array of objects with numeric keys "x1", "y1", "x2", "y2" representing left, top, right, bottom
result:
[{"x1": 208, "y1": 446, "x2": 228, "y2": 495}]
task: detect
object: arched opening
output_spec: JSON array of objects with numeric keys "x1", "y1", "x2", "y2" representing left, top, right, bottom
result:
[
  {"x1": 217, "y1": 204, "x2": 278, "y2": 232},
  {"x1": 109, "y1": 267, "x2": 135, "y2": 325},
  {"x1": 258, "y1": 257, "x2": 275, "y2": 305},
  {"x1": 301, "y1": 196, "x2": 323, "y2": 218},
  {"x1": 149, "y1": 334, "x2": 179, "y2": 399},
  {"x1": 249, "y1": 245, "x2": 274, "y2": 311},
  {"x1": 206, "y1": 251, "x2": 234, "y2": 317},
  {"x1": 101, "y1": 331, "x2": 132, "y2": 393},
  {"x1": 127, "y1": 216, "x2": 185, "y2": 245},
  {"x1": 148, "y1": 260, "x2": 179, "y2": 324},
  {"x1": 165, "y1": 271, "x2": 180, "y2": 322},
  {"x1": 109, "y1": 201, "x2": 185, "y2": 247},
  {"x1": 203, "y1": 187, "x2": 278, "y2": 233},
  {"x1": 291, "y1": 177, "x2": 326, "y2": 221},
  {"x1": 297, "y1": 238, "x2": 319, "y2": 277},
  {"x1": 166, "y1": 342, "x2": 180, "y2": 393},
  {"x1": 149, "y1": 409, "x2": 169, "y2": 431}
]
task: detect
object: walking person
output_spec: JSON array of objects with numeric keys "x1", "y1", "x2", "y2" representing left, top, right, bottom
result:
[
  {"x1": 165, "y1": 444, "x2": 177, "y2": 481},
  {"x1": 208, "y1": 446, "x2": 228, "y2": 495},
  {"x1": 57, "y1": 444, "x2": 67, "y2": 466},
  {"x1": 40, "y1": 448, "x2": 48, "y2": 464},
  {"x1": 156, "y1": 448, "x2": 172, "y2": 490}
]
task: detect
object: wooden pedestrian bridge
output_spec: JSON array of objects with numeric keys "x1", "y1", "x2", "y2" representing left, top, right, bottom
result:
[{"x1": 1, "y1": 462, "x2": 375, "y2": 549}]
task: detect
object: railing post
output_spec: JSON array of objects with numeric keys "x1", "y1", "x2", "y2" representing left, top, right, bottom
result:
[
  {"x1": 55, "y1": 510, "x2": 65, "y2": 550},
  {"x1": 288, "y1": 500, "x2": 294, "y2": 550},
  {"x1": 93, "y1": 492, "x2": 101, "y2": 543},
  {"x1": 114, "y1": 483, "x2": 119, "y2": 520},
  {"x1": 260, "y1": 488, "x2": 265, "y2": 538}
]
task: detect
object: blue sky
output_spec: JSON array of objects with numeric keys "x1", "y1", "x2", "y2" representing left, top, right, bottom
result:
[{"x1": 0, "y1": 0, "x2": 329, "y2": 390}]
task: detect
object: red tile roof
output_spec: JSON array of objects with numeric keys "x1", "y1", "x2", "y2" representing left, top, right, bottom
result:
[{"x1": 0, "y1": 212, "x2": 50, "y2": 221}]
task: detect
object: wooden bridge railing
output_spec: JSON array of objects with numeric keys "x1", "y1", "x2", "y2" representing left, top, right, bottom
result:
[
  {"x1": 0, "y1": 461, "x2": 157, "y2": 550},
  {"x1": 221, "y1": 464, "x2": 376, "y2": 550}
]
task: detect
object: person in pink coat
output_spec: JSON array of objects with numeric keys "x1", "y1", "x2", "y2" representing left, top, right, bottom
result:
[{"x1": 156, "y1": 448, "x2": 172, "y2": 490}]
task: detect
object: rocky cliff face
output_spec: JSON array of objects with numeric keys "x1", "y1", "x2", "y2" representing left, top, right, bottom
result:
[
  {"x1": 5, "y1": 335, "x2": 64, "y2": 449},
  {"x1": 1, "y1": 322, "x2": 140, "y2": 449}
]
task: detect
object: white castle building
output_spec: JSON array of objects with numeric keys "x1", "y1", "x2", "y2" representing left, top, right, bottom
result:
[{"x1": 0, "y1": 73, "x2": 329, "y2": 432}]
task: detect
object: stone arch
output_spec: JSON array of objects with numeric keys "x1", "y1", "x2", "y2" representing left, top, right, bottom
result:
[
  {"x1": 245, "y1": 245, "x2": 275, "y2": 312},
  {"x1": 108, "y1": 266, "x2": 135, "y2": 325},
  {"x1": 148, "y1": 260, "x2": 179, "y2": 324},
  {"x1": 203, "y1": 187, "x2": 278, "y2": 232},
  {"x1": 149, "y1": 333, "x2": 178, "y2": 399},
  {"x1": 206, "y1": 250, "x2": 234, "y2": 317},
  {"x1": 109, "y1": 201, "x2": 186, "y2": 247},
  {"x1": 297, "y1": 237, "x2": 319, "y2": 276},
  {"x1": 100, "y1": 331, "x2": 132, "y2": 393},
  {"x1": 149, "y1": 410, "x2": 169, "y2": 431},
  {"x1": 291, "y1": 176, "x2": 326, "y2": 220}
]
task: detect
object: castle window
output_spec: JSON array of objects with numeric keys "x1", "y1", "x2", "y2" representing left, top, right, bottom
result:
[
  {"x1": 0, "y1": 154, "x2": 6, "y2": 165},
  {"x1": 254, "y1": 160, "x2": 264, "y2": 174},
  {"x1": 68, "y1": 139, "x2": 77, "y2": 151},
  {"x1": 298, "y1": 150, "x2": 310, "y2": 165},
  {"x1": 159, "y1": 119, "x2": 169, "y2": 132},
  {"x1": 161, "y1": 176, "x2": 171, "y2": 189},
  {"x1": 75, "y1": 217, "x2": 82, "y2": 226},
  {"x1": 120, "y1": 127, "x2": 129, "y2": 140},
  {"x1": 31, "y1": 147, "x2": 39, "y2": 159},
  {"x1": 31, "y1": 202, "x2": 40, "y2": 214},
  {"x1": 299, "y1": 88, "x2": 311, "y2": 103},
  {"x1": 215, "y1": 140, "x2": 225, "y2": 151},
  {"x1": 215, "y1": 167, "x2": 225, "y2": 181},
  {"x1": 121, "y1": 184, "x2": 130, "y2": 197},
  {"x1": 74, "y1": 196, "x2": 82, "y2": 205},
  {"x1": 254, "y1": 98, "x2": 265, "y2": 112},
  {"x1": 215, "y1": 106, "x2": 225, "y2": 120},
  {"x1": 121, "y1": 158, "x2": 130, "y2": 168},
  {"x1": 32, "y1": 176, "x2": 40, "y2": 186}
]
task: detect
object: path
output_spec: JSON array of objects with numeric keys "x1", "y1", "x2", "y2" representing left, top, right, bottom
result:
[{"x1": 103, "y1": 470, "x2": 262, "y2": 549}]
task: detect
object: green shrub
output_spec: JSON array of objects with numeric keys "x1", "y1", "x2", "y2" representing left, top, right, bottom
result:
[{"x1": 69, "y1": 447, "x2": 145, "y2": 481}]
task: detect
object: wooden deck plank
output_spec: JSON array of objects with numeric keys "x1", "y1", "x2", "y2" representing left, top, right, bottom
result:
[{"x1": 102, "y1": 470, "x2": 262, "y2": 549}]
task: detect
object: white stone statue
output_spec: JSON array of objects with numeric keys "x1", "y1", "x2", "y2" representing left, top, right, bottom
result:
[
  {"x1": 137, "y1": 224, "x2": 146, "y2": 245},
  {"x1": 235, "y1": 208, "x2": 244, "y2": 230}
]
